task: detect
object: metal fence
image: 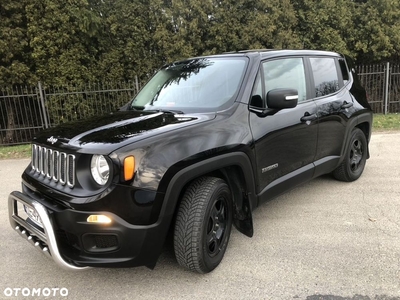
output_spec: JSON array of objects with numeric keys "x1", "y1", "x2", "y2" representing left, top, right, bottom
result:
[
  {"x1": 356, "y1": 63, "x2": 400, "y2": 114},
  {"x1": 0, "y1": 63, "x2": 399, "y2": 145},
  {"x1": 0, "y1": 81, "x2": 140, "y2": 145},
  {"x1": 0, "y1": 85, "x2": 47, "y2": 145},
  {"x1": 43, "y1": 80, "x2": 140, "y2": 126}
]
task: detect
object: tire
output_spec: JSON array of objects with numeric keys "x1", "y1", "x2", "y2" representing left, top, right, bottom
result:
[
  {"x1": 173, "y1": 176, "x2": 233, "y2": 273},
  {"x1": 333, "y1": 128, "x2": 368, "y2": 182}
]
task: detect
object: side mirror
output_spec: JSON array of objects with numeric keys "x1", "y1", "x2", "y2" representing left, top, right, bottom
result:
[{"x1": 266, "y1": 88, "x2": 298, "y2": 110}]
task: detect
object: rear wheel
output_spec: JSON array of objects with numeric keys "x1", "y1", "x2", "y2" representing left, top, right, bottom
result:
[
  {"x1": 333, "y1": 128, "x2": 367, "y2": 182},
  {"x1": 174, "y1": 176, "x2": 233, "y2": 273}
]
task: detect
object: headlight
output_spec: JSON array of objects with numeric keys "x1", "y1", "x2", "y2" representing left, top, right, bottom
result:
[{"x1": 91, "y1": 155, "x2": 110, "y2": 185}]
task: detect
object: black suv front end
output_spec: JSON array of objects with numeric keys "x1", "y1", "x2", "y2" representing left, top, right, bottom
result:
[
  {"x1": 8, "y1": 109, "x2": 218, "y2": 270},
  {"x1": 9, "y1": 146, "x2": 172, "y2": 270}
]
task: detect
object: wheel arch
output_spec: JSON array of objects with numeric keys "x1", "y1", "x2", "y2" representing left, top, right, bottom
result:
[
  {"x1": 355, "y1": 111, "x2": 373, "y2": 157},
  {"x1": 338, "y1": 112, "x2": 372, "y2": 165},
  {"x1": 160, "y1": 152, "x2": 257, "y2": 238},
  {"x1": 356, "y1": 121, "x2": 371, "y2": 159}
]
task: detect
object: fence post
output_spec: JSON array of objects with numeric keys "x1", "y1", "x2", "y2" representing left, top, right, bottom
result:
[
  {"x1": 38, "y1": 81, "x2": 49, "y2": 128},
  {"x1": 135, "y1": 75, "x2": 139, "y2": 94},
  {"x1": 384, "y1": 62, "x2": 390, "y2": 115}
]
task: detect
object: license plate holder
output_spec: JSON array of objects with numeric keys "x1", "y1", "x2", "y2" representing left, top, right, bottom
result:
[{"x1": 22, "y1": 204, "x2": 44, "y2": 229}]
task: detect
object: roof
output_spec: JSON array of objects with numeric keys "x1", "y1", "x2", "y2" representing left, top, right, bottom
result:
[
  {"x1": 171, "y1": 49, "x2": 342, "y2": 66},
  {"x1": 225, "y1": 49, "x2": 341, "y2": 58}
]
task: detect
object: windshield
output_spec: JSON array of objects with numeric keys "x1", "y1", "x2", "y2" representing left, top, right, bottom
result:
[{"x1": 130, "y1": 57, "x2": 247, "y2": 113}]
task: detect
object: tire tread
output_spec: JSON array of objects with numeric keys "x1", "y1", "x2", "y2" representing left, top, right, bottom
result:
[{"x1": 174, "y1": 176, "x2": 229, "y2": 273}]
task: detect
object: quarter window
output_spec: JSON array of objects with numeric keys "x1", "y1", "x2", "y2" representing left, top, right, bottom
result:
[
  {"x1": 338, "y1": 58, "x2": 349, "y2": 84},
  {"x1": 250, "y1": 70, "x2": 264, "y2": 108},
  {"x1": 310, "y1": 57, "x2": 340, "y2": 97},
  {"x1": 262, "y1": 58, "x2": 307, "y2": 103}
]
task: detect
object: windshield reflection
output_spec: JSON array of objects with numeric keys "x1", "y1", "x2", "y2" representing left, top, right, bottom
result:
[{"x1": 130, "y1": 58, "x2": 247, "y2": 113}]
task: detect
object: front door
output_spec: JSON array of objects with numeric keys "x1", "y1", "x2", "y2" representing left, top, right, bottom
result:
[{"x1": 249, "y1": 57, "x2": 318, "y2": 202}]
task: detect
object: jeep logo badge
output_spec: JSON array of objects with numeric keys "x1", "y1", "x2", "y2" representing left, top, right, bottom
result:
[{"x1": 47, "y1": 136, "x2": 58, "y2": 144}]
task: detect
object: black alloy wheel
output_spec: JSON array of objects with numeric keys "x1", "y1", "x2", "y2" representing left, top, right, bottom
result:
[
  {"x1": 349, "y1": 136, "x2": 364, "y2": 173},
  {"x1": 205, "y1": 195, "x2": 229, "y2": 258}
]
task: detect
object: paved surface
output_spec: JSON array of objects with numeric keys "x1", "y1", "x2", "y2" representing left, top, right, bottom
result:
[{"x1": 0, "y1": 132, "x2": 399, "y2": 300}]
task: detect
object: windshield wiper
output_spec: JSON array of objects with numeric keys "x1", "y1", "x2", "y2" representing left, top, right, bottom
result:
[
  {"x1": 144, "y1": 108, "x2": 184, "y2": 114},
  {"x1": 128, "y1": 105, "x2": 184, "y2": 114},
  {"x1": 128, "y1": 105, "x2": 143, "y2": 111}
]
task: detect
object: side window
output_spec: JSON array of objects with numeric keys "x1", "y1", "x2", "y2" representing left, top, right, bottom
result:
[
  {"x1": 262, "y1": 58, "x2": 307, "y2": 104},
  {"x1": 309, "y1": 57, "x2": 340, "y2": 97}
]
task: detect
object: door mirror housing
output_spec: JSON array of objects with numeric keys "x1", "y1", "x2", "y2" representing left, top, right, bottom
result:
[
  {"x1": 249, "y1": 88, "x2": 299, "y2": 118},
  {"x1": 267, "y1": 88, "x2": 298, "y2": 110}
]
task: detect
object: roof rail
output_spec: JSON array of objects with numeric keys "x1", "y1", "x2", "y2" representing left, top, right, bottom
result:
[
  {"x1": 222, "y1": 49, "x2": 275, "y2": 54},
  {"x1": 238, "y1": 49, "x2": 275, "y2": 53}
]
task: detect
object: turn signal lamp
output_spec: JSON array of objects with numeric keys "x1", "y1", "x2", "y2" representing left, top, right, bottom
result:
[
  {"x1": 124, "y1": 156, "x2": 135, "y2": 181},
  {"x1": 87, "y1": 215, "x2": 112, "y2": 224}
]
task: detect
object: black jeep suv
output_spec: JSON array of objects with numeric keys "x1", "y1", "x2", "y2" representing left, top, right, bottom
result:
[{"x1": 8, "y1": 50, "x2": 372, "y2": 273}]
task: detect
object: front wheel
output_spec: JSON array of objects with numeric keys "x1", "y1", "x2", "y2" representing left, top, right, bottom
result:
[
  {"x1": 333, "y1": 128, "x2": 368, "y2": 182},
  {"x1": 174, "y1": 176, "x2": 233, "y2": 273}
]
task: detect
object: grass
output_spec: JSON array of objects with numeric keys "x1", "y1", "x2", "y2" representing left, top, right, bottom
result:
[
  {"x1": 0, "y1": 144, "x2": 31, "y2": 160},
  {"x1": 372, "y1": 113, "x2": 400, "y2": 131},
  {"x1": 0, "y1": 113, "x2": 399, "y2": 160}
]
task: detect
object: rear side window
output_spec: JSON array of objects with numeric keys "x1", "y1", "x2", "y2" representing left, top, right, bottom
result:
[{"x1": 309, "y1": 57, "x2": 340, "y2": 97}]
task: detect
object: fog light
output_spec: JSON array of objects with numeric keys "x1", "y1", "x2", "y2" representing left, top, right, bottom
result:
[{"x1": 87, "y1": 215, "x2": 112, "y2": 224}]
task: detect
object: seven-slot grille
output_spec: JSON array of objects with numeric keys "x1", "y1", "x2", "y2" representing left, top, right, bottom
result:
[{"x1": 31, "y1": 144, "x2": 75, "y2": 188}]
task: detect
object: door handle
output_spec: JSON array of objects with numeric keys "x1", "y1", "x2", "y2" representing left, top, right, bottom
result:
[
  {"x1": 341, "y1": 101, "x2": 353, "y2": 109},
  {"x1": 300, "y1": 112, "x2": 317, "y2": 122}
]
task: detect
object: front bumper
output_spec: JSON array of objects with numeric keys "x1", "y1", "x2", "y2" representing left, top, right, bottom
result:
[
  {"x1": 8, "y1": 190, "x2": 170, "y2": 270},
  {"x1": 9, "y1": 191, "x2": 88, "y2": 270}
]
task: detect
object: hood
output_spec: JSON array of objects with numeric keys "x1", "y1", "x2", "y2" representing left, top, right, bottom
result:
[{"x1": 34, "y1": 110, "x2": 216, "y2": 154}]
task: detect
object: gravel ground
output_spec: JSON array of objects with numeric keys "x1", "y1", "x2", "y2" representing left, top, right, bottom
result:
[{"x1": 0, "y1": 132, "x2": 399, "y2": 300}]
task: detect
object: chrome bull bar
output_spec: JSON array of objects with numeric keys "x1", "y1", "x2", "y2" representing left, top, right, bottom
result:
[{"x1": 8, "y1": 191, "x2": 88, "y2": 271}]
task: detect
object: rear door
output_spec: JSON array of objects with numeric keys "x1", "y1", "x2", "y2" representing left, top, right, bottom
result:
[
  {"x1": 249, "y1": 57, "x2": 318, "y2": 202},
  {"x1": 307, "y1": 56, "x2": 353, "y2": 175}
]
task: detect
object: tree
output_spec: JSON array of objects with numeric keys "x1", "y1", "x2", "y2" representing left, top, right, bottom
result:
[
  {"x1": 204, "y1": 0, "x2": 301, "y2": 53},
  {"x1": 94, "y1": 0, "x2": 178, "y2": 83},
  {"x1": 352, "y1": 0, "x2": 400, "y2": 63},
  {"x1": 26, "y1": 0, "x2": 102, "y2": 86},
  {"x1": 2, "y1": 0, "x2": 400, "y2": 86},
  {"x1": 0, "y1": 1, "x2": 36, "y2": 143},
  {"x1": 293, "y1": 0, "x2": 355, "y2": 56},
  {"x1": 0, "y1": 0, "x2": 34, "y2": 86}
]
